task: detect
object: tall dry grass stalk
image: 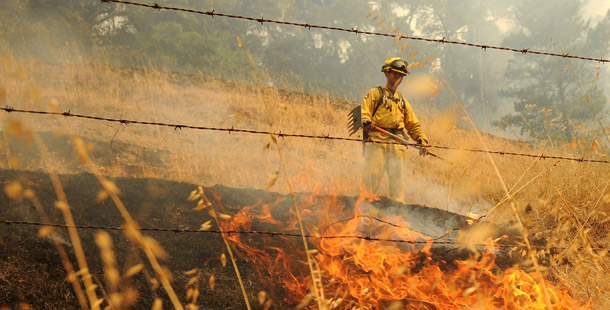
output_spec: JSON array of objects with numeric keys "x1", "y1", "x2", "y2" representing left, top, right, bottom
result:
[
  {"x1": 33, "y1": 133, "x2": 103, "y2": 310},
  {"x1": 271, "y1": 134, "x2": 327, "y2": 310},
  {"x1": 189, "y1": 185, "x2": 252, "y2": 310},
  {"x1": 73, "y1": 135, "x2": 184, "y2": 310}
]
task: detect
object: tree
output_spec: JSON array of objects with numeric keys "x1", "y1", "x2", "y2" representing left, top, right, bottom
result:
[
  {"x1": 421, "y1": 0, "x2": 510, "y2": 125},
  {"x1": 497, "y1": 0, "x2": 610, "y2": 145},
  {"x1": 0, "y1": 0, "x2": 104, "y2": 60}
]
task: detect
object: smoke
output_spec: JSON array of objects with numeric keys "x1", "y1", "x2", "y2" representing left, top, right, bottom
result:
[
  {"x1": 1, "y1": 3, "x2": 91, "y2": 64},
  {"x1": 403, "y1": 173, "x2": 492, "y2": 217}
]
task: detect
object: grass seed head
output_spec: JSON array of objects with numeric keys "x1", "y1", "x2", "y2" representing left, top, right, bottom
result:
[
  {"x1": 209, "y1": 275, "x2": 215, "y2": 289},
  {"x1": 73, "y1": 137, "x2": 89, "y2": 163},
  {"x1": 199, "y1": 220, "x2": 212, "y2": 231},
  {"x1": 54, "y1": 201, "x2": 69, "y2": 211},
  {"x1": 220, "y1": 253, "x2": 227, "y2": 267},
  {"x1": 124, "y1": 264, "x2": 144, "y2": 278},
  {"x1": 4, "y1": 181, "x2": 23, "y2": 201},
  {"x1": 143, "y1": 236, "x2": 168, "y2": 259},
  {"x1": 258, "y1": 291, "x2": 268, "y2": 305},
  {"x1": 187, "y1": 188, "x2": 202, "y2": 201},
  {"x1": 37, "y1": 226, "x2": 53, "y2": 238},
  {"x1": 96, "y1": 190, "x2": 109, "y2": 202}
]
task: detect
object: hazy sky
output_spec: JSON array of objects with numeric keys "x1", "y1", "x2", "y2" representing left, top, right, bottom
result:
[{"x1": 584, "y1": 0, "x2": 610, "y2": 21}]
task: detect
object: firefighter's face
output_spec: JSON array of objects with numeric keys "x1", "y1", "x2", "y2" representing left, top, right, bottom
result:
[{"x1": 385, "y1": 70, "x2": 405, "y2": 88}]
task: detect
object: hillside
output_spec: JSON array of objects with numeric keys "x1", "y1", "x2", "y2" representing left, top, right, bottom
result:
[{"x1": 1, "y1": 58, "x2": 610, "y2": 308}]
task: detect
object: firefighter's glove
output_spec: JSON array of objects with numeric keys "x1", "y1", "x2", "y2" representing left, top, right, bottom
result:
[
  {"x1": 362, "y1": 120, "x2": 376, "y2": 132},
  {"x1": 417, "y1": 138, "x2": 430, "y2": 156}
]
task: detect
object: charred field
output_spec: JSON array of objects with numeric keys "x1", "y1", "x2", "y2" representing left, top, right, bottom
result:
[
  {"x1": 0, "y1": 167, "x2": 487, "y2": 309},
  {"x1": 1, "y1": 168, "x2": 277, "y2": 309}
]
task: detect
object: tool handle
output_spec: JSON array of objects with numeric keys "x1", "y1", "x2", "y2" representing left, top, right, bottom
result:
[
  {"x1": 373, "y1": 127, "x2": 450, "y2": 162},
  {"x1": 373, "y1": 127, "x2": 410, "y2": 145}
]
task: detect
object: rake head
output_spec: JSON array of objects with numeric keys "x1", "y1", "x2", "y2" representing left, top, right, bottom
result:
[{"x1": 347, "y1": 105, "x2": 362, "y2": 136}]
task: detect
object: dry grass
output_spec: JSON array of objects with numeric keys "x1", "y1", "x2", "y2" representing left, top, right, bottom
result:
[{"x1": 2, "y1": 54, "x2": 610, "y2": 308}]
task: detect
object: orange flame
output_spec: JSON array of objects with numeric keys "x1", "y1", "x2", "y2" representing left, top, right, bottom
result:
[
  {"x1": 466, "y1": 212, "x2": 481, "y2": 225},
  {"x1": 212, "y1": 183, "x2": 588, "y2": 309}
]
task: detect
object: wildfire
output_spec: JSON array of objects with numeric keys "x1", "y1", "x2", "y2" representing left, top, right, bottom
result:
[{"x1": 209, "y1": 188, "x2": 588, "y2": 310}]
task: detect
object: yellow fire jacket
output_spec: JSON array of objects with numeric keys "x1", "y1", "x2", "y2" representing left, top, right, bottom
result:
[{"x1": 361, "y1": 86, "x2": 427, "y2": 143}]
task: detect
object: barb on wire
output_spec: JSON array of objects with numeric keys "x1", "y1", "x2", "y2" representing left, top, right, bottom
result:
[
  {"x1": 3, "y1": 106, "x2": 610, "y2": 164},
  {"x1": 101, "y1": 0, "x2": 609, "y2": 64}
]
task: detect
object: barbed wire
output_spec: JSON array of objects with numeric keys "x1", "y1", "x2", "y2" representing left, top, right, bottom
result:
[
  {"x1": 3, "y1": 106, "x2": 610, "y2": 164},
  {"x1": 0, "y1": 218, "x2": 432, "y2": 244},
  {"x1": 0, "y1": 218, "x2": 570, "y2": 251},
  {"x1": 100, "y1": 0, "x2": 609, "y2": 64}
]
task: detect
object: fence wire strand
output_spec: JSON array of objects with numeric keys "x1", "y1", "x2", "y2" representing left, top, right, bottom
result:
[
  {"x1": 0, "y1": 218, "x2": 577, "y2": 251},
  {"x1": 100, "y1": 0, "x2": 609, "y2": 64},
  {"x1": 3, "y1": 106, "x2": 610, "y2": 164}
]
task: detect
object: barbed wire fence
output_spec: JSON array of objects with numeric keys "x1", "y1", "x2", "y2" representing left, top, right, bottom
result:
[
  {"x1": 3, "y1": 106, "x2": 609, "y2": 164},
  {"x1": 3, "y1": 105, "x2": 605, "y2": 251},
  {"x1": 100, "y1": 0, "x2": 610, "y2": 64}
]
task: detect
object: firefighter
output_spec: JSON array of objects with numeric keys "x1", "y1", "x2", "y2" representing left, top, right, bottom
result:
[{"x1": 361, "y1": 57, "x2": 429, "y2": 204}]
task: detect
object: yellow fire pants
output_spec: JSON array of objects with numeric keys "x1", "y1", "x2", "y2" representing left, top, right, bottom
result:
[{"x1": 362, "y1": 142, "x2": 407, "y2": 204}]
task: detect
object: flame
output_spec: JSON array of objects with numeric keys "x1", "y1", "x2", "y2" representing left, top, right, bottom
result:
[
  {"x1": 91, "y1": 163, "x2": 112, "y2": 173},
  {"x1": 98, "y1": 165, "x2": 112, "y2": 173},
  {"x1": 466, "y1": 212, "x2": 481, "y2": 225},
  {"x1": 209, "y1": 181, "x2": 588, "y2": 309}
]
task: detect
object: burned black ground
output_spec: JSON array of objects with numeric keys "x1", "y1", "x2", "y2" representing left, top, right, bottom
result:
[{"x1": 0, "y1": 168, "x2": 520, "y2": 309}]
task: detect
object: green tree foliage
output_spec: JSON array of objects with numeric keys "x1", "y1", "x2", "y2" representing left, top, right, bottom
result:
[
  {"x1": 127, "y1": 1, "x2": 247, "y2": 77},
  {"x1": 497, "y1": 0, "x2": 610, "y2": 144},
  {"x1": 0, "y1": 0, "x2": 250, "y2": 80}
]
